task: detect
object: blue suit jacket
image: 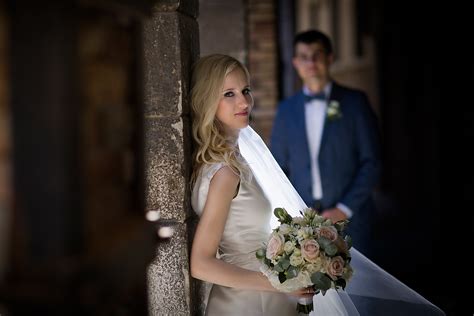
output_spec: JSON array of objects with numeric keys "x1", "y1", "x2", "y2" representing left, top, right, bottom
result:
[{"x1": 270, "y1": 83, "x2": 381, "y2": 253}]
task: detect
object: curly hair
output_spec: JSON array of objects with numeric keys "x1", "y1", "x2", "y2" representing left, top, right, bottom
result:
[{"x1": 190, "y1": 54, "x2": 251, "y2": 184}]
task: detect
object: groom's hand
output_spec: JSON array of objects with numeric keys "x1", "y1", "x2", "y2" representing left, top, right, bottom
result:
[{"x1": 321, "y1": 207, "x2": 347, "y2": 223}]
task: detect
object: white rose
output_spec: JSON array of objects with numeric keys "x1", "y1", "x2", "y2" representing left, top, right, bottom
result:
[
  {"x1": 305, "y1": 257, "x2": 324, "y2": 273},
  {"x1": 284, "y1": 241, "x2": 296, "y2": 254},
  {"x1": 293, "y1": 216, "x2": 305, "y2": 225},
  {"x1": 289, "y1": 252, "x2": 304, "y2": 266},
  {"x1": 295, "y1": 270, "x2": 312, "y2": 287},
  {"x1": 278, "y1": 224, "x2": 291, "y2": 235},
  {"x1": 297, "y1": 227, "x2": 313, "y2": 240}
]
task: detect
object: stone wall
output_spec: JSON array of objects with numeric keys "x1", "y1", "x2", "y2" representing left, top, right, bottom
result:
[{"x1": 142, "y1": 1, "x2": 201, "y2": 315}]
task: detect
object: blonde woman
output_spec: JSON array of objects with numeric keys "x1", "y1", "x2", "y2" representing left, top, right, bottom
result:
[{"x1": 190, "y1": 54, "x2": 313, "y2": 315}]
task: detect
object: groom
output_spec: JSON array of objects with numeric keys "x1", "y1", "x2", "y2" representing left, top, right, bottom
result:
[{"x1": 271, "y1": 30, "x2": 381, "y2": 256}]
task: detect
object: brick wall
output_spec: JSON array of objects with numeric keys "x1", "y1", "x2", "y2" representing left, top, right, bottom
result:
[{"x1": 247, "y1": 0, "x2": 278, "y2": 144}]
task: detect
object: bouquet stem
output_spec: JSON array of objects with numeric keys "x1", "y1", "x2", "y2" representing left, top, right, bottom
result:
[{"x1": 296, "y1": 297, "x2": 313, "y2": 315}]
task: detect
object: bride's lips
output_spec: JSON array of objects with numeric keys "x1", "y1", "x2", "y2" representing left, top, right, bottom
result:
[{"x1": 235, "y1": 111, "x2": 249, "y2": 116}]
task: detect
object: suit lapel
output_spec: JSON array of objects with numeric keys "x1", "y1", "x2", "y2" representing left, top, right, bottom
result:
[
  {"x1": 319, "y1": 82, "x2": 343, "y2": 154},
  {"x1": 293, "y1": 92, "x2": 311, "y2": 160}
]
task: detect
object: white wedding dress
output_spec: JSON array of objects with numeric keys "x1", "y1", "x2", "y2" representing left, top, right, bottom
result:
[
  {"x1": 191, "y1": 126, "x2": 445, "y2": 316},
  {"x1": 192, "y1": 163, "x2": 298, "y2": 316}
]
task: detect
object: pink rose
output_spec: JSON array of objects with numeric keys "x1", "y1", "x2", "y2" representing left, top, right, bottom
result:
[
  {"x1": 266, "y1": 233, "x2": 285, "y2": 259},
  {"x1": 317, "y1": 226, "x2": 338, "y2": 241},
  {"x1": 301, "y1": 239, "x2": 320, "y2": 263},
  {"x1": 327, "y1": 256, "x2": 345, "y2": 280}
]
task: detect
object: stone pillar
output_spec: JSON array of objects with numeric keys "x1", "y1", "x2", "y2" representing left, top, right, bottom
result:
[
  {"x1": 297, "y1": 0, "x2": 311, "y2": 31},
  {"x1": 142, "y1": 1, "x2": 200, "y2": 315},
  {"x1": 317, "y1": 0, "x2": 334, "y2": 37},
  {"x1": 339, "y1": 0, "x2": 356, "y2": 63}
]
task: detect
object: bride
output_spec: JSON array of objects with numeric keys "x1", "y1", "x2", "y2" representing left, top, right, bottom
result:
[
  {"x1": 190, "y1": 54, "x2": 312, "y2": 315},
  {"x1": 190, "y1": 54, "x2": 444, "y2": 316}
]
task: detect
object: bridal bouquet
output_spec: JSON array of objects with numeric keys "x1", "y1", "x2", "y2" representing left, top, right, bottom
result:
[{"x1": 256, "y1": 207, "x2": 353, "y2": 315}]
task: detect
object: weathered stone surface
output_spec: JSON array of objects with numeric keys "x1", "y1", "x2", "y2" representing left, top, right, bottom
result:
[
  {"x1": 178, "y1": 14, "x2": 200, "y2": 117},
  {"x1": 145, "y1": 116, "x2": 188, "y2": 222},
  {"x1": 147, "y1": 222, "x2": 191, "y2": 315},
  {"x1": 153, "y1": 0, "x2": 198, "y2": 18},
  {"x1": 143, "y1": 7, "x2": 199, "y2": 315},
  {"x1": 143, "y1": 13, "x2": 198, "y2": 117}
]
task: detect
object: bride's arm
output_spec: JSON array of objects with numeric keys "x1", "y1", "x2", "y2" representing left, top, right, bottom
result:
[{"x1": 190, "y1": 166, "x2": 278, "y2": 292}]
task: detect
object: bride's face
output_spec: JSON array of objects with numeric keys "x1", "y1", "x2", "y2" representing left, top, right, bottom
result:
[{"x1": 215, "y1": 68, "x2": 253, "y2": 138}]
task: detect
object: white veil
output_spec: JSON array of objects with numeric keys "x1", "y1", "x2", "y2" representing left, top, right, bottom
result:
[{"x1": 238, "y1": 126, "x2": 445, "y2": 316}]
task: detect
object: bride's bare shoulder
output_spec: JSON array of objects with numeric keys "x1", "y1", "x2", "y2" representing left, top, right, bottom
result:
[{"x1": 211, "y1": 165, "x2": 239, "y2": 186}]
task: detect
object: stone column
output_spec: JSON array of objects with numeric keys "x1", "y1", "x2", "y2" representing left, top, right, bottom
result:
[
  {"x1": 339, "y1": 0, "x2": 356, "y2": 63},
  {"x1": 317, "y1": 0, "x2": 334, "y2": 38},
  {"x1": 297, "y1": 0, "x2": 311, "y2": 31},
  {"x1": 142, "y1": 1, "x2": 200, "y2": 315}
]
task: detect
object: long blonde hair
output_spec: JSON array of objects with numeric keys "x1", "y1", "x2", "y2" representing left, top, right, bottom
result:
[{"x1": 190, "y1": 54, "x2": 251, "y2": 184}]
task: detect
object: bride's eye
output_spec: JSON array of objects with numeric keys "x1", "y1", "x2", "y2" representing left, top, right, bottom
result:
[
  {"x1": 243, "y1": 88, "x2": 252, "y2": 95},
  {"x1": 224, "y1": 91, "x2": 235, "y2": 97}
]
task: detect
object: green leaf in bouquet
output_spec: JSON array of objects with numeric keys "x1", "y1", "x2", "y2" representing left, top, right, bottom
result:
[
  {"x1": 297, "y1": 301, "x2": 314, "y2": 314},
  {"x1": 342, "y1": 264, "x2": 354, "y2": 281},
  {"x1": 322, "y1": 219, "x2": 333, "y2": 226},
  {"x1": 274, "y1": 263, "x2": 284, "y2": 273},
  {"x1": 317, "y1": 236, "x2": 330, "y2": 248},
  {"x1": 312, "y1": 214, "x2": 325, "y2": 226},
  {"x1": 324, "y1": 243, "x2": 337, "y2": 256},
  {"x1": 255, "y1": 248, "x2": 266, "y2": 260},
  {"x1": 278, "y1": 272, "x2": 287, "y2": 283},
  {"x1": 339, "y1": 251, "x2": 351, "y2": 261},
  {"x1": 279, "y1": 257, "x2": 291, "y2": 270},
  {"x1": 334, "y1": 277, "x2": 346, "y2": 290},
  {"x1": 263, "y1": 257, "x2": 272, "y2": 267},
  {"x1": 317, "y1": 236, "x2": 331, "y2": 249},
  {"x1": 286, "y1": 265, "x2": 298, "y2": 279},
  {"x1": 344, "y1": 235, "x2": 352, "y2": 249},
  {"x1": 274, "y1": 207, "x2": 292, "y2": 224},
  {"x1": 311, "y1": 271, "x2": 332, "y2": 291},
  {"x1": 334, "y1": 220, "x2": 349, "y2": 232},
  {"x1": 317, "y1": 237, "x2": 337, "y2": 256}
]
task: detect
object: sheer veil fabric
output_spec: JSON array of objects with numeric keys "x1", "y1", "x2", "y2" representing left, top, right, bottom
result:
[{"x1": 238, "y1": 126, "x2": 445, "y2": 316}]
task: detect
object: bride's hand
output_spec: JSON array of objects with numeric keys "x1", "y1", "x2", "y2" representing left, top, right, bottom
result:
[{"x1": 288, "y1": 287, "x2": 315, "y2": 298}]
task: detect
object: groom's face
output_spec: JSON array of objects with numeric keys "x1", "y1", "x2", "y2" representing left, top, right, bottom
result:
[{"x1": 292, "y1": 42, "x2": 333, "y2": 83}]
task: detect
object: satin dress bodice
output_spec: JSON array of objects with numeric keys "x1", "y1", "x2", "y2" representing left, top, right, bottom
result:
[{"x1": 192, "y1": 163, "x2": 297, "y2": 316}]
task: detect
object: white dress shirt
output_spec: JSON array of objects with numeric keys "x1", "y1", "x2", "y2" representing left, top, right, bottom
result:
[{"x1": 303, "y1": 83, "x2": 353, "y2": 218}]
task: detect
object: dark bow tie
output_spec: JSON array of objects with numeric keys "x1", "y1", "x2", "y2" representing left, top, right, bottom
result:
[{"x1": 304, "y1": 92, "x2": 326, "y2": 102}]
